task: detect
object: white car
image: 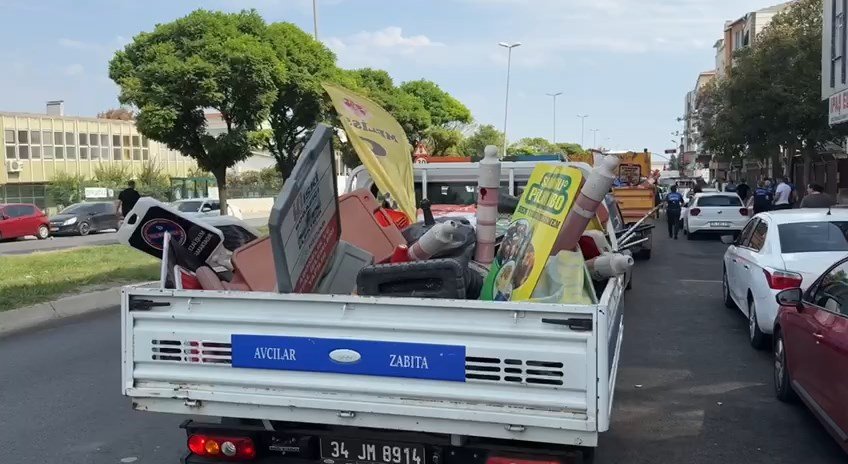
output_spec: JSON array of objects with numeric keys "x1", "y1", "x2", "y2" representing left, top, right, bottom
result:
[
  {"x1": 722, "y1": 209, "x2": 848, "y2": 349},
  {"x1": 171, "y1": 198, "x2": 243, "y2": 219},
  {"x1": 683, "y1": 192, "x2": 749, "y2": 238}
]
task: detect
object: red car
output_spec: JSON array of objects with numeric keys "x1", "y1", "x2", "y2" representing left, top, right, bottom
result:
[
  {"x1": 774, "y1": 256, "x2": 848, "y2": 454},
  {"x1": 0, "y1": 203, "x2": 50, "y2": 240}
]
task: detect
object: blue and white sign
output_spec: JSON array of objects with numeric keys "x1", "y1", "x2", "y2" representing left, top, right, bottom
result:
[{"x1": 231, "y1": 335, "x2": 466, "y2": 382}]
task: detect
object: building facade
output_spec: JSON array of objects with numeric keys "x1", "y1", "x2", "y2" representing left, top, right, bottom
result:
[
  {"x1": 824, "y1": 0, "x2": 848, "y2": 125},
  {"x1": 718, "y1": 2, "x2": 793, "y2": 77},
  {"x1": 1, "y1": 104, "x2": 196, "y2": 207}
]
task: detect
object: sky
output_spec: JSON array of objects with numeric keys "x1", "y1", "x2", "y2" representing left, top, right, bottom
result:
[{"x1": 0, "y1": 0, "x2": 790, "y2": 161}]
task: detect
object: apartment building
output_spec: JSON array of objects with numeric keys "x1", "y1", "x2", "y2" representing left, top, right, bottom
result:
[
  {"x1": 1, "y1": 102, "x2": 195, "y2": 207},
  {"x1": 717, "y1": 2, "x2": 794, "y2": 77},
  {"x1": 824, "y1": 0, "x2": 848, "y2": 126}
]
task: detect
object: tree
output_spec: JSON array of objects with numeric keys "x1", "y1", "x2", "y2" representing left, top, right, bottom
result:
[
  {"x1": 426, "y1": 126, "x2": 464, "y2": 156},
  {"x1": 97, "y1": 108, "x2": 135, "y2": 121},
  {"x1": 400, "y1": 80, "x2": 471, "y2": 137},
  {"x1": 109, "y1": 9, "x2": 280, "y2": 215},
  {"x1": 461, "y1": 124, "x2": 505, "y2": 159},
  {"x1": 507, "y1": 137, "x2": 556, "y2": 156},
  {"x1": 260, "y1": 22, "x2": 338, "y2": 179},
  {"x1": 667, "y1": 154, "x2": 681, "y2": 171}
]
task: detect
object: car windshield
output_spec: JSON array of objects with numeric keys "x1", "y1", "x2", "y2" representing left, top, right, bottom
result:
[
  {"x1": 697, "y1": 196, "x2": 742, "y2": 207},
  {"x1": 60, "y1": 203, "x2": 94, "y2": 214},
  {"x1": 415, "y1": 182, "x2": 477, "y2": 206},
  {"x1": 173, "y1": 200, "x2": 203, "y2": 212},
  {"x1": 778, "y1": 221, "x2": 848, "y2": 253}
]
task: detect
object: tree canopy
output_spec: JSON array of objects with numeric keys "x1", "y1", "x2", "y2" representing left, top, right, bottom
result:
[
  {"x1": 461, "y1": 124, "x2": 505, "y2": 159},
  {"x1": 109, "y1": 9, "x2": 280, "y2": 213}
]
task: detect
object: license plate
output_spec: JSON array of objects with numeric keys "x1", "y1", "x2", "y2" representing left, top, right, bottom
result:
[
  {"x1": 320, "y1": 438, "x2": 425, "y2": 464},
  {"x1": 710, "y1": 222, "x2": 730, "y2": 227}
]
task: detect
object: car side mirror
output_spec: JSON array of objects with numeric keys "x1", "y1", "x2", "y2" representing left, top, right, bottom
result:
[
  {"x1": 201, "y1": 206, "x2": 212, "y2": 213},
  {"x1": 720, "y1": 235, "x2": 736, "y2": 245},
  {"x1": 776, "y1": 288, "x2": 803, "y2": 308}
]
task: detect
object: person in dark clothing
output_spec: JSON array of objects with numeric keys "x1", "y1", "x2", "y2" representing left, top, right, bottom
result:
[
  {"x1": 665, "y1": 185, "x2": 685, "y2": 239},
  {"x1": 117, "y1": 180, "x2": 141, "y2": 218},
  {"x1": 736, "y1": 179, "x2": 750, "y2": 204},
  {"x1": 752, "y1": 181, "x2": 773, "y2": 215},
  {"x1": 800, "y1": 183, "x2": 837, "y2": 208}
]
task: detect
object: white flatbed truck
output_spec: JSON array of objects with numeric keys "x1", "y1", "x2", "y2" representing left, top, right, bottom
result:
[{"x1": 122, "y1": 274, "x2": 624, "y2": 464}]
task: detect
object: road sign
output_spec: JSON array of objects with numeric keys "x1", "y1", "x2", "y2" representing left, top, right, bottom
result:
[{"x1": 664, "y1": 149, "x2": 677, "y2": 154}]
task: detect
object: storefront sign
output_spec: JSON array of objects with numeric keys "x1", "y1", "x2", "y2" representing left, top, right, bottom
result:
[{"x1": 829, "y1": 88, "x2": 848, "y2": 125}]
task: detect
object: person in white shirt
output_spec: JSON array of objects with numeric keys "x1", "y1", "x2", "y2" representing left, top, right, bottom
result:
[{"x1": 773, "y1": 177, "x2": 793, "y2": 210}]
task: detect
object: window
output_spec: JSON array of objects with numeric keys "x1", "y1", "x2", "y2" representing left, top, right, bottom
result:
[
  {"x1": 79, "y1": 133, "x2": 88, "y2": 145},
  {"x1": 101, "y1": 147, "x2": 109, "y2": 159},
  {"x1": 55, "y1": 146, "x2": 64, "y2": 159},
  {"x1": 142, "y1": 148, "x2": 149, "y2": 160},
  {"x1": 123, "y1": 147, "x2": 131, "y2": 160},
  {"x1": 18, "y1": 145, "x2": 29, "y2": 159},
  {"x1": 30, "y1": 131, "x2": 40, "y2": 145},
  {"x1": 132, "y1": 148, "x2": 141, "y2": 160},
  {"x1": 131, "y1": 135, "x2": 139, "y2": 147},
  {"x1": 5, "y1": 145, "x2": 15, "y2": 159},
  {"x1": 173, "y1": 200, "x2": 203, "y2": 212},
  {"x1": 89, "y1": 134, "x2": 98, "y2": 146},
  {"x1": 31, "y1": 146, "x2": 41, "y2": 159},
  {"x1": 696, "y1": 195, "x2": 742, "y2": 207},
  {"x1": 65, "y1": 132, "x2": 74, "y2": 146},
  {"x1": 141, "y1": 136, "x2": 148, "y2": 148},
  {"x1": 811, "y1": 261, "x2": 848, "y2": 315},
  {"x1": 54, "y1": 132, "x2": 64, "y2": 145},
  {"x1": 208, "y1": 201, "x2": 220, "y2": 211},
  {"x1": 42, "y1": 131, "x2": 53, "y2": 145},
  {"x1": 4, "y1": 129, "x2": 14, "y2": 143},
  {"x1": 123, "y1": 135, "x2": 130, "y2": 147},
  {"x1": 748, "y1": 220, "x2": 768, "y2": 251},
  {"x1": 414, "y1": 182, "x2": 477, "y2": 206},
  {"x1": 779, "y1": 221, "x2": 848, "y2": 253},
  {"x1": 113, "y1": 148, "x2": 121, "y2": 160},
  {"x1": 17, "y1": 130, "x2": 28, "y2": 144},
  {"x1": 80, "y1": 147, "x2": 88, "y2": 159},
  {"x1": 7, "y1": 204, "x2": 35, "y2": 218},
  {"x1": 832, "y1": 0, "x2": 848, "y2": 87},
  {"x1": 43, "y1": 146, "x2": 54, "y2": 159},
  {"x1": 113, "y1": 135, "x2": 121, "y2": 147},
  {"x1": 90, "y1": 146, "x2": 100, "y2": 160},
  {"x1": 66, "y1": 145, "x2": 76, "y2": 159},
  {"x1": 737, "y1": 219, "x2": 758, "y2": 247},
  {"x1": 101, "y1": 134, "x2": 109, "y2": 146}
]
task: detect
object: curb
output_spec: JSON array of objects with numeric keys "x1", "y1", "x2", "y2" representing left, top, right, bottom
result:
[{"x1": 0, "y1": 287, "x2": 122, "y2": 336}]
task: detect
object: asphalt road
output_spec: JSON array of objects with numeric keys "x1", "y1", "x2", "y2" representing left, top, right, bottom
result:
[
  {"x1": 0, "y1": 217, "x2": 268, "y2": 256},
  {"x1": 0, "y1": 227, "x2": 844, "y2": 463}
]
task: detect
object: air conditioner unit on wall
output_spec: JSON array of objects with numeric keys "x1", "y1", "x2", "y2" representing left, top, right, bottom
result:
[{"x1": 5, "y1": 159, "x2": 23, "y2": 173}]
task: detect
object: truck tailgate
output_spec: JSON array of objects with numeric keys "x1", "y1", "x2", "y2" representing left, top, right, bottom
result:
[{"x1": 122, "y1": 282, "x2": 622, "y2": 446}]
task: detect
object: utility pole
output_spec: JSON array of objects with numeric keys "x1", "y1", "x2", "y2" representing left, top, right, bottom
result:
[
  {"x1": 576, "y1": 114, "x2": 589, "y2": 147},
  {"x1": 590, "y1": 129, "x2": 599, "y2": 149},
  {"x1": 312, "y1": 0, "x2": 319, "y2": 40},
  {"x1": 499, "y1": 42, "x2": 522, "y2": 157},
  {"x1": 545, "y1": 92, "x2": 562, "y2": 143}
]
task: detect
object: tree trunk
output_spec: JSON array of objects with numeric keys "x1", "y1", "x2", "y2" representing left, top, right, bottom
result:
[{"x1": 212, "y1": 166, "x2": 228, "y2": 216}]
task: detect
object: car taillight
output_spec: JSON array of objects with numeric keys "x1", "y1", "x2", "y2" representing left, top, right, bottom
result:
[
  {"x1": 486, "y1": 456, "x2": 563, "y2": 464},
  {"x1": 763, "y1": 269, "x2": 803, "y2": 290},
  {"x1": 739, "y1": 208, "x2": 748, "y2": 216},
  {"x1": 690, "y1": 208, "x2": 701, "y2": 216},
  {"x1": 188, "y1": 434, "x2": 256, "y2": 460}
]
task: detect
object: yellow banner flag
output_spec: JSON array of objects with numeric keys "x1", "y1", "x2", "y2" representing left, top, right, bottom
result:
[{"x1": 322, "y1": 82, "x2": 416, "y2": 221}]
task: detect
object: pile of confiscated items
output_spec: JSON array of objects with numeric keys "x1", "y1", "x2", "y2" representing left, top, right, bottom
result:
[{"x1": 118, "y1": 125, "x2": 641, "y2": 305}]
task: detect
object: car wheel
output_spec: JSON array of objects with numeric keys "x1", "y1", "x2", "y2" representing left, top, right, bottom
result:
[
  {"x1": 36, "y1": 225, "x2": 49, "y2": 240},
  {"x1": 774, "y1": 330, "x2": 797, "y2": 402},
  {"x1": 748, "y1": 297, "x2": 768, "y2": 350},
  {"x1": 723, "y1": 268, "x2": 736, "y2": 309},
  {"x1": 78, "y1": 222, "x2": 91, "y2": 236}
]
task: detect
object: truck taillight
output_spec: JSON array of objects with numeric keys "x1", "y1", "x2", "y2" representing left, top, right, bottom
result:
[
  {"x1": 763, "y1": 269, "x2": 802, "y2": 290},
  {"x1": 486, "y1": 456, "x2": 563, "y2": 464},
  {"x1": 188, "y1": 434, "x2": 256, "y2": 460},
  {"x1": 689, "y1": 208, "x2": 701, "y2": 216}
]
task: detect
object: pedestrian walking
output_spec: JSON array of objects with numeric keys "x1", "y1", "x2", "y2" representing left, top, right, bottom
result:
[
  {"x1": 736, "y1": 179, "x2": 751, "y2": 204},
  {"x1": 752, "y1": 181, "x2": 773, "y2": 215},
  {"x1": 773, "y1": 177, "x2": 793, "y2": 210},
  {"x1": 800, "y1": 183, "x2": 837, "y2": 208},
  {"x1": 665, "y1": 185, "x2": 684, "y2": 240},
  {"x1": 117, "y1": 180, "x2": 141, "y2": 219}
]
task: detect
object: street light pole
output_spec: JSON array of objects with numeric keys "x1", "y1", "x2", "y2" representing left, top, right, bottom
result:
[
  {"x1": 590, "y1": 129, "x2": 599, "y2": 148},
  {"x1": 576, "y1": 114, "x2": 589, "y2": 147},
  {"x1": 312, "y1": 0, "x2": 319, "y2": 40},
  {"x1": 499, "y1": 42, "x2": 521, "y2": 157},
  {"x1": 545, "y1": 92, "x2": 562, "y2": 143}
]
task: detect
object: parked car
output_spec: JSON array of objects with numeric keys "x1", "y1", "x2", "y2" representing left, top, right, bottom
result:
[
  {"x1": 171, "y1": 198, "x2": 242, "y2": 219},
  {"x1": 0, "y1": 203, "x2": 50, "y2": 240},
  {"x1": 683, "y1": 192, "x2": 749, "y2": 238},
  {"x1": 722, "y1": 209, "x2": 848, "y2": 350},
  {"x1": 773, "y1": 257, "x2": 848, "y2": 454},
  {"x1": 49, "y1": 202, "x2": 120, "y2": 236}
]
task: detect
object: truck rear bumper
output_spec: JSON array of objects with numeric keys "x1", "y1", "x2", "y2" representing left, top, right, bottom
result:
[{"x1": 179, "y1": 419, "x2": 592, "y2": 464}]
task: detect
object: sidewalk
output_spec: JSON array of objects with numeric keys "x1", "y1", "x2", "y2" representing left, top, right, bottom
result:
[{"x1": 0, "y1": 287, "x2": 121, "y2": 336}]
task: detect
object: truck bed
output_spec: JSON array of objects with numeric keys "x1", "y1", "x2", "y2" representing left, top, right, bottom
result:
[{"x1": 122, "y1": 277, "x2": 624, "y2": 447}]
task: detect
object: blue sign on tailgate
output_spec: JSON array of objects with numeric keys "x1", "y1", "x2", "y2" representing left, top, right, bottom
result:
[{"x1": 231, "y1": 335, "x2": 467, "y2": 382}]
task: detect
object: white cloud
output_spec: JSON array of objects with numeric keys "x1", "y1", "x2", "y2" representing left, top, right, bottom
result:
[
  {"x1": 58, "y1": 38, "x2": 87, "y2": 50},
  {"x1": 63, "y1": 64, "x2": 84, "y2": 76},
  {"x1": 57, "y1": 37, "x2": 128, "y2": 54},
  {"x1": 326, "y1": 26, "x2": 444, "y2": 67}
]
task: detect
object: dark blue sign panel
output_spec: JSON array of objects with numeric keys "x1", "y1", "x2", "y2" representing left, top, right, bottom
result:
[{"x1": 231, "y1": 335, "x2": 467, "y2": 382}]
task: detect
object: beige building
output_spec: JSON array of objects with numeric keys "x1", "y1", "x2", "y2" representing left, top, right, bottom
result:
[
  {"x1": 718, "y1": 2, "x2": 794, "y2": 78},
  {"x1": 1, "y1": 102, "x2": 196, "y2": 207}
]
